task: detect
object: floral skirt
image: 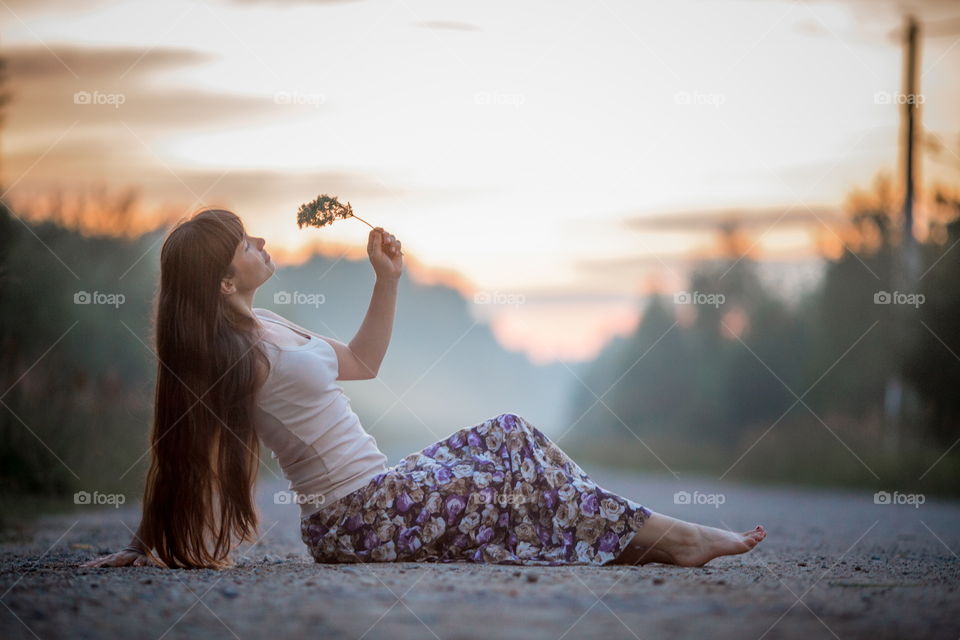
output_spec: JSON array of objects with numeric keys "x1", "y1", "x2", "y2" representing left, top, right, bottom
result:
[{"x1": 300, "y1": 413, "x2": 653, "y2": 566}]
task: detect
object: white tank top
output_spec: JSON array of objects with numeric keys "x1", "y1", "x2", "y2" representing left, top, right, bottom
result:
[{"x1": 252, "y1": 308, "x2": 389, "y2": 519}]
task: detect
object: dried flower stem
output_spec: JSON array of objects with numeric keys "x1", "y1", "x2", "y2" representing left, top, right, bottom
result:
[{"x1": 296, "y1": 193, "x2": 402, "y2": 256}]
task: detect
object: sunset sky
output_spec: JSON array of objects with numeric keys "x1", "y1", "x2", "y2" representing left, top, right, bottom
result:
[{"x1": 3, "y1": 0, "x2": 959, "y2": 362}]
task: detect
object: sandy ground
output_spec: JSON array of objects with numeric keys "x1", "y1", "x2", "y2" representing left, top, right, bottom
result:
[{"x1": 2, "y1": 467, "x2": 958, "y2": 640}]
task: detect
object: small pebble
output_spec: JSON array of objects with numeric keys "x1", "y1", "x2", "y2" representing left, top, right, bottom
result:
[
  {"x1": 526, "y1": 574, "x2": 538, "y2": 583},
  {"x1": 653, "y1": 577, "x2": 665, "y2": 585}
]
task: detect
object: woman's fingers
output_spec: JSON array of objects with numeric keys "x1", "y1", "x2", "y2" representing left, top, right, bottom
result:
[
  {"x1": 382, "y1": 233, "x2": 400, "y2": 255},
  {"x1": 81, "y1": 554, "x2": 112, "y2": 568},
  {"x1": 81, "y1": 550, "x2": 145, "y2": 568},
  {"x1": 367, "y1": 227, "x2": 401, "y2": 259}
]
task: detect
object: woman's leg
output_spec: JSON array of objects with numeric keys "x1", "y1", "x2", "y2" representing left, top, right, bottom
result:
[
  {"x1": 611, "y1": 511, "x2": 766, "y2": 566},
  {"x1": 499, "y1": 412, "x2": 767, "y2": 566}
]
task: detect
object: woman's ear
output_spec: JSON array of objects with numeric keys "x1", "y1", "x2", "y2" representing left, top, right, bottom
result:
[{"x1": 220, "y1": 276, "x2": 236, "y2": 295}]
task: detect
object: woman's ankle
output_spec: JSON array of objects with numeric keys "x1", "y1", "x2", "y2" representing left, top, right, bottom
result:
[{"x1": 626, "y1": 513, "x2": 699, "y2": 561}]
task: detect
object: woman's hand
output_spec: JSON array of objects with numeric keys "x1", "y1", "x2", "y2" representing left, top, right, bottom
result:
[
  {"x1": 80, "y1": 548, "x2": 160, "y2": 568},
  {"x1": 367, "y1": 227, "x2": 403, "y2": 281}
]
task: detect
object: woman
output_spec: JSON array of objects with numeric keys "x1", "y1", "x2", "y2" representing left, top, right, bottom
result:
[{"x1": 81, "y1": 208, "x2": 765, "y2": 570}]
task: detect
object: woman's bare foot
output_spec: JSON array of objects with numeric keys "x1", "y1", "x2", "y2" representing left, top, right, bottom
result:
[
  {"x1": 666, "y1": 523, "x2": 766, "y2": 567},
  {"x1": 617, "y1": 512, "x2": 766, "y2": 567},
  {"x1": 616, "y1": 544, "x2": 674, "y2": 565}
]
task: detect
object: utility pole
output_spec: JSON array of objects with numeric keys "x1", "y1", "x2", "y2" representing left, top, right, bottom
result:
[
  {"x1": 901, "y1": 15, "x2": 919, "y2": 258},
  {"x1": 884, "y1": 14, "x2": 923, "y2": 453},
  {"x1": 0, "y1": 36, "x2": 7, "y2": 195}
]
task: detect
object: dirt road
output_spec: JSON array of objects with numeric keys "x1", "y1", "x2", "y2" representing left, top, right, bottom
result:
[{"x1": 2, "y1": 468, "x2": 958, "y2": 639}]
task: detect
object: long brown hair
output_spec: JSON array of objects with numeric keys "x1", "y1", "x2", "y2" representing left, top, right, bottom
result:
[{"x1": 140, "y1": 208, "x2": 270, "y2": 569}]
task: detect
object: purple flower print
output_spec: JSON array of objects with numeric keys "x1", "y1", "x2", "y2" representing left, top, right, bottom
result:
[
  {"x1": 434, "y1": 466, "x2": 453, "y2": 485},
  {"x1": 362, "y1": 528, "x2": 380, "y2": 551},
  {"x1": 597, "y1": 531, "x2": 619, "y2": 553},
  {"x1": 478, "y1": 487, "x2": 496, "y2": 505},
  {"x1": 467, "y1": 430, "x2": 484, "y2": 449},
  {"x1": 396, "y1": 492, "x2": 416, "y2": 513},
  {"x1": 398, "y1": 526, "x2": 423, "y2": 554},
  {"x1": 544, "y1": 488, "x2": 557, "y2": 509},
  {"x1": 471, "y1": 454, "x2": 494, "y2": 466},
  {"x1": 538, "y1": 525, "x2": 551, "y2": 546},
  {"x1": 448, "y1": 430, "x2": 465, "y2": 449},
  {"x1": 580, "y1": 492, "x2": 599, "y2": 516},
  {"x1": 476, "y1": 525, "x2": 495, "y2": 544},
  {"x1": 444, "y1": 494, "x2": 466, "y2": 522},
  {"x1": 415, "y1": 506, "x2": 431, "y2": 525},
  {"x1": 345, "y1": 513, "x2": 364, "y2": 532},
  {"x1": 299, "y1": 412, "x2": 655, "y2": 566}
]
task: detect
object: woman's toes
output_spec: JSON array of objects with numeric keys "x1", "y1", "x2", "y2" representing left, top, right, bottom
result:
[
  {"x1": 743, "y1": 527, "x2": 767, "y2": 545},
  {"x1": 740, "y1": 529, "x2": 763, "y2": 547}
]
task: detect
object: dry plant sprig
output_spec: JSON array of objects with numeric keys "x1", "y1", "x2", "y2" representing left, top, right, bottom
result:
[
  {"x1": 296, "y1": 193, "x2": 403, "y2": 257},
  {"x1": 296, "y1": 194, "x2": 375, "y2": 230}
]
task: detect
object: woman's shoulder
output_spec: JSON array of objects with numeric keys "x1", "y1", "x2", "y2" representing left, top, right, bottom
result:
[
  {"x1": 253, "y1": 306, "x2": 283, "y2": 321},
  {"x1": 251, "y1": 308, "x2": 280, "y2": 389}
]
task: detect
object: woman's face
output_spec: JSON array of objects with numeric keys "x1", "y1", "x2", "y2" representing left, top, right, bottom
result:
[{"x1": 223, "y1": 231, "x2": 276, "y2": 295}]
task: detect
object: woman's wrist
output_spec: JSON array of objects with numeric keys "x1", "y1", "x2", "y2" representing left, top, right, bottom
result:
[{"x1": 122, "y1": 544, "x2": 146, "y2": 555}]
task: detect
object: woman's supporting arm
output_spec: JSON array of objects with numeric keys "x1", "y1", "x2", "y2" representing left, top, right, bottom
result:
[{"x1": 128, "y1": 514, "x2": 150, "y2": 553}]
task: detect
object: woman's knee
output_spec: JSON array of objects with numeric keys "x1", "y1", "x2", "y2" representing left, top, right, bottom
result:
[
  {"x1": 496, "y1": 412, "x2": 530, "y2": 432},
  {"x1": 499, "y1": 412, "x2": 553, "y2": 445}
]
